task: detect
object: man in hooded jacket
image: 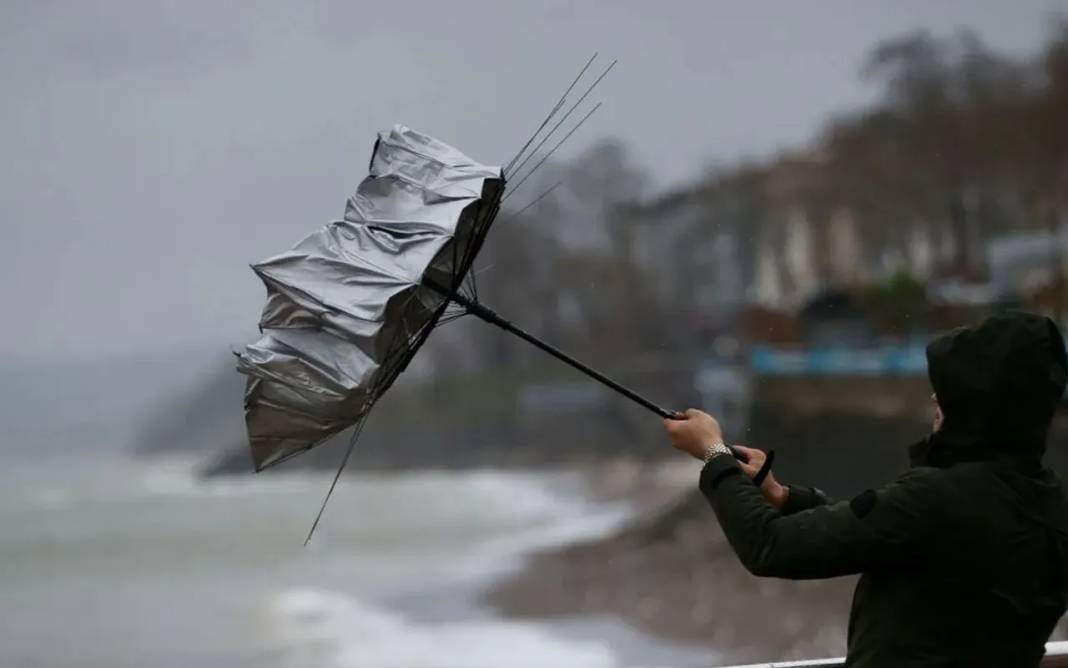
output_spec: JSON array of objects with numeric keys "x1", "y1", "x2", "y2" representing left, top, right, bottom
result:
[{"x1": 664, "y1": 311, "x2": 1068, "y2": 667}]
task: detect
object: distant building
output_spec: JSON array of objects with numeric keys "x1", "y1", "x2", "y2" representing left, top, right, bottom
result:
[
  {"x1": 620, "y1": 188, "x2": 748, "y2": 335},
  {"x1": 618, "y1": 150, "x2": 1055, "y2": 330},
  {"x1": 987, "y1": 225, "x2": 1068, "y2": 295}
]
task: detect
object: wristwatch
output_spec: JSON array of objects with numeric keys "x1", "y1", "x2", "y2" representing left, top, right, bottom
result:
[{"x1": 702, "y1": 441, "x2": 733, "y2": 463}]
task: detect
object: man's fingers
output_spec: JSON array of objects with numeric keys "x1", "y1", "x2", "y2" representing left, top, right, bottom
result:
[
  {"x1": 663, "y1": 420, "x2": 687, "y2": 440},
  {"x1": 732, "y1": 445, "x2": 761, "y2": 457}
]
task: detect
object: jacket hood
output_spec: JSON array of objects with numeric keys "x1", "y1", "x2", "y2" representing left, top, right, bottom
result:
[{"x1": 922, "y1": 311, "x2": 1066, "y2": 463}]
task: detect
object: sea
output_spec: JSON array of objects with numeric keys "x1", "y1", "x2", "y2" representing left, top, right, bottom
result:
[{"x1": 0, "y1": 451, "x2": 719, "y2": 668}]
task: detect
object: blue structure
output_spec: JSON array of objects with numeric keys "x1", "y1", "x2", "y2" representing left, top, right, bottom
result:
[
  {"x1": 749, "y1": 344, "x2": 928, "y2": 376},
  {"x1": 749, "y1": 342, "x2": 1068, "y2": 404}
]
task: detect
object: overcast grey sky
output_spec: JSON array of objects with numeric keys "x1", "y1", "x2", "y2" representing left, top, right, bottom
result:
[{"x1": 3, "y1": 0, "x2": 1066, "y2": 362}]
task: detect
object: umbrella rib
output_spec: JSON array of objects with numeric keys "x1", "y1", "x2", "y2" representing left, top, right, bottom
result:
[
  {"x1": 303, "y1": 271, "x2": 458, "y2": 545},
  {"x1": 506, "y1": 59, "x2": 617, "y2": 185},
  {"x1": 435, "y1": 311, "x2": 469, "y2": 328},
  {"x1": 503, "y1": 102, "x2": 602, "y2": 203},
  {"x1": 501, "y1": 180, "x2": 563, "y2": 224},
  {"x1": 303, "y1": 407, "x2": 371, "y2": 545},
  {"x1": 472, "y1": 262, "x2": 497, "y2": 280},
  {"x1": 504, "y1": 52, "x2": 598, "y2": 177},
  {"x1": 374, "y1": 282, "x2": 456, "y2": 399},
  {"x1": 467, "y1": 222, "x2": 488, "y2": 301},
  {"x1": 458, "y1": 198, "x2": 501, "y2": 303},
  {"x1": 303, "y1": 304, "x2": 442, "y2": 545}
]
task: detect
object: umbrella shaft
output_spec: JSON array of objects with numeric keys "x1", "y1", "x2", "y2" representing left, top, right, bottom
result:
[
  {"x1": 430, "y1": 282, "x2": 677, "y2": 419},
  {"x1": 424, "y1": 282, "x2": 756, "y2": 468}
]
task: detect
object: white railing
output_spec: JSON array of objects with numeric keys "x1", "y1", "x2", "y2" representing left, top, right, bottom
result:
[{"x1": 724, "y1": 641, "x2": 1068, "y2": 667}]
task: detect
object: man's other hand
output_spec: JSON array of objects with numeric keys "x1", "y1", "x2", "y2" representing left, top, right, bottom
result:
[
  {"x1": 733, "y1": 445, "x2": 789, "y2": 510},
  {"x1": 663, "y1": 409, "x2": 724, "y2": 460}
]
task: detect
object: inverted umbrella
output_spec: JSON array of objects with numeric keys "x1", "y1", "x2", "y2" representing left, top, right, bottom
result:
[
  {"x1": 236, "y1": 126, "x2": 505, "y2": 472},
  {"x1": 237, "y1": 66, "x2": 763, "y2": 543}
]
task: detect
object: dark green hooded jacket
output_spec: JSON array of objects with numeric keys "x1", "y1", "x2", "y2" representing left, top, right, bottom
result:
[{"x1": 700, "y1": 312, "x2": 1068, "y2": 667}]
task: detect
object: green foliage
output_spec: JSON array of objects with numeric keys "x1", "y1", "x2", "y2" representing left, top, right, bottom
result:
[{"x1": 862, "y1": 270, "x2": 929, "y2": 335}]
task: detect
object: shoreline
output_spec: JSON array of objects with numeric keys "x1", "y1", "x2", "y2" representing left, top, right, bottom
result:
[
  {"x1": 482, "y1": 453, "x2": 1068, "y2": 665},
  {"x1": 356, "y1": 458, "x2": 720, "y2": 668},
  {"x1": 481, "y1": 457, "x2": 856, "y2": 665}
]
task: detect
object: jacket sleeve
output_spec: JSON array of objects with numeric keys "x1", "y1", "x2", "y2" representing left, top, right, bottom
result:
[
  {"x1": 780, "y1": 483, "x2": 830, "y2": 515},
  {"x1": 699, "y1": 456, "x2": 947, "y2": 580}
]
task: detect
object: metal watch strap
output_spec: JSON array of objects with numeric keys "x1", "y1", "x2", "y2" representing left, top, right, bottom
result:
[
  {"x1": 702, "y1": 445, "x2": 776, "y2": 486},
  {"x1": 702, "y1": 441, "x2": 733, "y2": 463}
]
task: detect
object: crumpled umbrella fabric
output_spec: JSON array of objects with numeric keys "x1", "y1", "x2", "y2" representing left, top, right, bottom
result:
[{"x1": 236, "y1": 125, "x2": 504, "y2": 470}]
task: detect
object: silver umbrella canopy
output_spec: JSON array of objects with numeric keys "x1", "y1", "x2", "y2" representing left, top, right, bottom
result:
[{"x1": 236, "y1": 125, "x2": 504, "y2": 472}]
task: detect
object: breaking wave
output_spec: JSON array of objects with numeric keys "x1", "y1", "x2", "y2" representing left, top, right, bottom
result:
[{"x1": 267, "y1": 587, "x2": 619, "y2": 668}]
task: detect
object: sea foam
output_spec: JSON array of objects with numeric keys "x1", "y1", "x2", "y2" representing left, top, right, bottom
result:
[{"x1": 269, "y1": 586, "x2": 619, "y2": 668}]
